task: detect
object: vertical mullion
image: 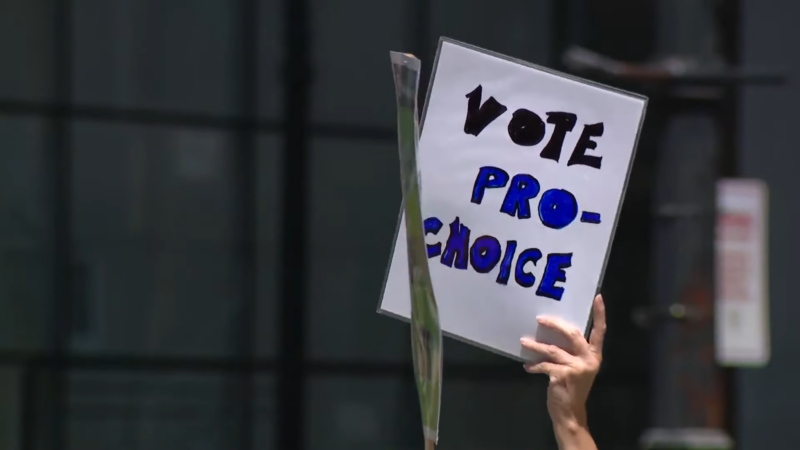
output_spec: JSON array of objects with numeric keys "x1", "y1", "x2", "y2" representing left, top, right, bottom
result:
[
  {"x1": 549, "y1": 0, "x2": 571, "y2": 68},
  {"x1": 716, "y1": 0, "x2": 741, "y2": 441},
  {"x1": 412, "y1": 0, "x2": 431, "y2": 106},
  {"x1": 19, "y1": 364, "x2": 39, "y2": 450},
  {"x1": 49, "y1": 0, "x2": 74, "y2": 448},
  {"x1": 234, "y1": 0, "x2": 258, "y2": 447},
  {"x1": 276, "y1": 0, "x2": 311, "y2": 448}
]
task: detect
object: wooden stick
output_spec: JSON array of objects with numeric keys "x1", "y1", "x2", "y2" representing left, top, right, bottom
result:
[{"x1": 425, "y1": 438, "x2": 436, "y2": 450}]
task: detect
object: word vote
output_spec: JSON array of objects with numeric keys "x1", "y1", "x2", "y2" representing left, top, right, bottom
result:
[{"x1": 463, "y1": 85, "x2": 605, "y2": 169}]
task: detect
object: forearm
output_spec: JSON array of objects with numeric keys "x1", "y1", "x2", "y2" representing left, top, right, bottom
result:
[{"x1": 552, "y1": 411, "x2": 597, "y2": 450}]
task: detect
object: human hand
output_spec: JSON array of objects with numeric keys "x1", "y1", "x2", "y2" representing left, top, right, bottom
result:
[{"x1": 520, "y1": 295, "x2": 606, "y2": 449}]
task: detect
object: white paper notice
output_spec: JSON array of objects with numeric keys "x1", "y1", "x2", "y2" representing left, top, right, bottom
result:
[
  {"x1": 379, "y1": 38, "x2": 647, "y2": 361},
  {"x1": 715, "y1": 179, "x2": 770, "y2": 367}
]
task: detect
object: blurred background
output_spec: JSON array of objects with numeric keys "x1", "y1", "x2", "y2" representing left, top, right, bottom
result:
[{"x1": 0, "y1": 0, "x2": 793, "y2": 449}]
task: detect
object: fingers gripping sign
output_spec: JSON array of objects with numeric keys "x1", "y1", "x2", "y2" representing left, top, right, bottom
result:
[
  {"x1": 522, "y1": 294, "x2": 606, "y2": 368},
  {"x1": 520, "y1": 294, "x2": 606, "y2": 446}
]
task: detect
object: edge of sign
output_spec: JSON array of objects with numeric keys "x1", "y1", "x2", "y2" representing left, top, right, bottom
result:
[
  {"x1": 440, "y1": 37, "x2": 649, "y2": 103},
  {"x1": 583, "y1": 100, "x2": 648, "y2": 340},
  {"x1": 377, "y1": 37, "x2": 650, "y2": 355},
  {"x1": 380, "y1": 304, "x2": 530, "y2": 363}
]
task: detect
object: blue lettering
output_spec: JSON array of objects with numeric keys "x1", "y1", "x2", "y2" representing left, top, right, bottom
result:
[
  {"x1": 440, "y1": 217, "x2": 471, "y2": 270},
  {"x1": 514, "y1": 248, "x2": 543, "y2": 288},
  {"x1": 580, "y1": 211, "x2": 601, "y2": 224},
  {"x1": 428, "y1": 216, "x2": 576, "y2": 297},
  {"x1": 423, "y1": 217, "x2": 443, "y2": 258},
  {"x1": 495, "y1": 240, "x2": 517, "y2": 285},
  {"x1": 538, "y1": 189, "x2": 579, "y2": 229},
  {"x1": 536, "y1": 253, "x2": 573, "y2": 301},
  {"x1": 469, "y1": 235, "x2": 502, "y2": 273},
  {"x1": 471, "y1": 166, "x2": 509, "y2": 205},
  {"x1": 500, "y1": 174, "x2": 541, "y2": 219}
]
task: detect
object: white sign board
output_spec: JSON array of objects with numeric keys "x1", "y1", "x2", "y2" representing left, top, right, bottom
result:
[
  {"x1": 379, "y1": 39, "x2": 647, "y2": 361},
  {"x1": 715, "y1": 179, "x2": 770, "y2": 367}
]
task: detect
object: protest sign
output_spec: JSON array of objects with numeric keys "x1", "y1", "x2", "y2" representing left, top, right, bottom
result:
[{"x1": 379, "y1": 38, "x2": 647, "y2": 361}]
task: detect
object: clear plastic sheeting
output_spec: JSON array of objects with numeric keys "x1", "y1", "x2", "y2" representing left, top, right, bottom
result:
[{"x1": 389, "y1": 51, "x2": 442, "y2": 449}]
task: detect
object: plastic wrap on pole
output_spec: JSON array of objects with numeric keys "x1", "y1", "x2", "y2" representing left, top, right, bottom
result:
[{"x1": 390, "y1": 51, "x2": 442, "y2": 448}]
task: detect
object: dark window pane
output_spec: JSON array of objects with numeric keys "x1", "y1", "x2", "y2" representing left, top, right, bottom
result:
[
  {"x1": 71, "y1": 122, "x2": 243, "y2": 357},
  {"x1": 258, "y1": 0, "x2": 283, "y2": 120},
  {"x1": 431, "y1": 0, "x2": 552, "y2": 64},
  {"x1": 588, "y1": 383, "x2": 650, "y2": 449},
  {"x1": 0, "y1": 118, "x2": 52, "y2": 352},
  {"x1": 255, "y1": 375, "x2": 276, "y2": 449},
  {"x1": 307, "y1": 139, "x2": 406, "y2": 362},
  {"x1": 598, "y1": 213, "x2": 651, "y2": 377},
  {"x1": 0, "y1": 368, "x2": 22, "y2": 450},
  {"x1": 67, "y1": 371, "x2": 251, "y2": 450},
  {"x1": 306, "y1": 376, "x2": 419, "y2": 450},
  {"x1": 72, "y1": 0, "x2": 240, "y2": 115},
  {"x1": 0, "y1": 0, "x2": 54, "y2": 101},
  {"x1": 439, "y1": 378, "x2": 550, "y2": 449},
  {"x1": 310, "y1": 0, "x2": 409, "y2": 128},
  {"x1": 257, "y1": 135, "x2": 281, "y2": 357},
  {"x1": 306, "y1": 376, "x2": 550, "y2": 450}
]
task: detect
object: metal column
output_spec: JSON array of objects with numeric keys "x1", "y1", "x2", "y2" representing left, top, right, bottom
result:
[{"x1": 642, "y1": 0, "x2": 733, "y2": 448}]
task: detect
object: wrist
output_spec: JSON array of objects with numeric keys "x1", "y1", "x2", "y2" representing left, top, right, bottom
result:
[
  {"x1": 551, "y1": 406, "x2": 588, "y2": 430},
  {"x1": 553, "y1": 414, "x2": 587, "y2": 436},
  {"x1": 552, "y1": 409, "x2": 596, "y2": 450}
]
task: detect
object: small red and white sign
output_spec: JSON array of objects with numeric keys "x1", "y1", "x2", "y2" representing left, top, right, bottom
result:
[{"x1": 715, "y1": 179, "x2": 770, "y2": 367}]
